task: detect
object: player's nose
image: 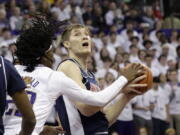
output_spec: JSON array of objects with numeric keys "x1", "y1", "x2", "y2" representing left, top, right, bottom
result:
[{"x1": 82, "y1": 37, "x2": 89, "y2": 40}]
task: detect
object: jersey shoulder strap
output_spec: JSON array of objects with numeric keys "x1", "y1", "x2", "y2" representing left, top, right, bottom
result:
[
  {"x1": 0, "y1": 56, "x2": 7, "y2": 91},
  {"x1": 57, "y1": 58, "x2": 83, "y2": 71}
]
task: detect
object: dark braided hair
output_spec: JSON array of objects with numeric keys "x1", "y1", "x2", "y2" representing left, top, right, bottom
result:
[{"x1": 15, "y1": 14, "x2": 68, "y2": 72}]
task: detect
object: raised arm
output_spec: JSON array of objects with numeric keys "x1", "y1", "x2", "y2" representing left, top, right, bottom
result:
[
  {"x1": 49, "y1": 63, "x2": 144, "y2": 107},
  {"x1": 51, "y1": 71, "x2": 128, "y2": 106}
]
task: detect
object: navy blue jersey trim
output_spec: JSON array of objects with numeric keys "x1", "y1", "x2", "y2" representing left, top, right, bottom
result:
[{"x1": 55, "y1": 96, "x2": 71, "y2": 135}]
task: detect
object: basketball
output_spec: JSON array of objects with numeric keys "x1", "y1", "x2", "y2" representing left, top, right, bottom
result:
[{"x1": 137, "y1": 65, "x2": 153, "y2": 93}]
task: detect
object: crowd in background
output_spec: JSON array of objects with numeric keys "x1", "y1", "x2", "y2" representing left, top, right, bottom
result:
[{"x1": 0, "y1": 0, "x2": 180, "y2": 135}]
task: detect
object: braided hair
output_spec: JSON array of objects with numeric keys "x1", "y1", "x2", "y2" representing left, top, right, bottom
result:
[{"x1": 15, "y1": 14, "x2": 68, "y2": 72}]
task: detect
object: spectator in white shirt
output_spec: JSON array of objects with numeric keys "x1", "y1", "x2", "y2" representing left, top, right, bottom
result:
[
  {"x1": 114, "y1": 53, "x2": 124, "y2": 69},
  {"x1": 51, "y1": 1, "x2": 70, "y2": 21},
  {"x1": 129, "y1": 45, "x2": 140, "y2": 63},
  {"x1": 157, "y1": 55, "x2": 169, "y2": 75},
  {"x1": 109, "y1": 99, "x2": 136, "y2": 135},
  {"x1": 10, "y1": 7, "x2": 23, "y2": 31},
  {"x1": 150, "y1": 21, "x2": 162, "y2": 45},
  {"x1": 167, "y1": 69, "x2": 180, "y2": 135},
  {"x1": 151, "y1": 77, "x2": 170, "y2": 135},
  {"x1": 143, "y1": 40, "x2": 153, "y2": 51},
  {"x1": 130, "y1": 36, "x2": 143, "y2": 49},
  {"x1": 133, "y1": 90, "x2": 154, "y2": 135},
  {"x1": 121, "y1": 29, "x2": 135, "y2": 52},
  {"x1": 120, "y1": 21, "x2": 138, "y2": 41},
  {"x1": 105, "y1": 2, "x2": 121, "y2": 26},
  {"x1": 144, "y1": 54, "x2": 160, "y2": 77},
  {"x1": 107, "y1": 32, "x2": 118, "y2": 59},
  {"x1": 137, "y1": 50, "x2": 147, "y2": 64},
  {"x1": 170, "y1": 30, "x2": 179, "y2": 48}
]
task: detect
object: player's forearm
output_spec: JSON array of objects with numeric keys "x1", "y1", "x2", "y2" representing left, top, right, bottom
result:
[
  {"x1": 64, "y1": 76, "x2": 128, "y2": 107},
  {"x1": 103, "y1": 94, "x2": 131, "y2": 126},
  {"x1": 19, "y1": 118, "x2": 36, "y2": 135}
]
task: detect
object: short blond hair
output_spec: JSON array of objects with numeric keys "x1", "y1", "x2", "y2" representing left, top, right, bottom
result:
[{"x1": 61, "y1": 24, "x2": 90, "y2": 44}]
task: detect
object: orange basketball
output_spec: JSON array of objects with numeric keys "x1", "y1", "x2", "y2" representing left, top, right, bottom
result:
[{"x1": 137, "y1": 65, "x2": 153, "y2": 93}]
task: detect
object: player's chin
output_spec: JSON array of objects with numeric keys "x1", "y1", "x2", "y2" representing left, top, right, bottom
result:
[{"x1": 79, "y1": 49, "x2": 91, "y2": 55}]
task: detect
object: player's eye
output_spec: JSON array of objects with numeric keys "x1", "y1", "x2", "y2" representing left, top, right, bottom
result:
[{"x1": 74, "y1": 32, "x2": 81, "y2": 36}]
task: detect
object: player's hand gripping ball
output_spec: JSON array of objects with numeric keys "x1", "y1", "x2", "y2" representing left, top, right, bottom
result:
[{"x1": 137, "y1": 65, "x2": 153, "y2": 93}]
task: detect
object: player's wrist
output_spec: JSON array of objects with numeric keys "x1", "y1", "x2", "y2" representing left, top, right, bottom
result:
[{"x1": 117, "y1": 76, "x2": 128, "y2": 84}]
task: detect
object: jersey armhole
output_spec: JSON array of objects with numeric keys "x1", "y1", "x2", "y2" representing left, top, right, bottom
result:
[{"x1": 1, "y1": 56, "x2": 7, "y2": 91}]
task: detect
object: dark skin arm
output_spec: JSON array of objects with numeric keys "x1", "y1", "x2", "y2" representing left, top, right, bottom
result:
[{"x1": 12, "y1": 90, "x2": 36, "y2": 135}]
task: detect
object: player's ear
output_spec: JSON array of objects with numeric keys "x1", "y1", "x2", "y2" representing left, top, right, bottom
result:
[{"x1": 63, "y1": 41, "x2": 71, "y2": 49}]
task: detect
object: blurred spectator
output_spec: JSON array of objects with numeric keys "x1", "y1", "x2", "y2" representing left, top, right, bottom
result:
[
  {"x1": 167, "y1": 69, "x2": 180, "y2": 135},
  {"x1": 51, "y1": 1, "x2": 70, "y2": 21},
  {"x1": 143, "y1": 40, "x2": 153, "y2": 50},
  {"x1": 133, "y1": 90, "x2": 154, "y2": 135},
  {"x1": 105, "y1": 2, "x2": 122, "y2": 26},
  {"x1": 82, "y1": 5, "x2": 93, "y2": 23},
  {"x1": 157, "y1": 55, "x2": 168, "y2": 75},
  {"x1": 109, "y1": 99, "x2": 136, "y2": 135},
  {"x1": 105, "y1": 71, "x2": 116, "y2": 85},
  {"x1": 129, "y1": 45, "x2": 139, "y2": 63},
  {"x1": 38, "y1": 0, "x2": 51, "y2": 14},
  {"x1": 177, "y1": 46, "x2": 180, "y2": 62},
  {"x1": 151, "y1": 77, "x2": 170, "y2": 135},
  {"x1": 9, "y1": 7, "x2": 23, "y2": 31},
  {"x1": 143, "y1": 7, "x2": 156, "y2": 28},
  {"x1": 121, "y1": 21, "x2": 138, "y2": 42},
  {"x1": 150, "y1": 21, "x2": 163, "y2": 44},
  {"x1": 92, "y1": 7, "x2": 106, "y2": 32},
  {"x1": 0, "y1": 9, "x2": 9, "y2": 29},
  {"x1": 170, "y1": 30, "x2": 179, "y2": 48},
  {"x1": 107, "y1": 32, "x2": 118, "y2": 59},
  {"x1": 124, "y1": 8, "x2": 142, "y2": 28},
  {"x1": 163, "y1": 15, "x2": 180, "y2": 29}
]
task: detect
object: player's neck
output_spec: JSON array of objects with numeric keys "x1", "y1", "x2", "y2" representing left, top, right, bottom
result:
[{"x1": 69, "y1": 52, "x2": 88, "y2": 70}]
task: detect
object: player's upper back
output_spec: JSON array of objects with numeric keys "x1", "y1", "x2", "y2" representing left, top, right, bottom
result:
[{"x1": 4, "y1": 65, "x2": 65, "y2": 134}]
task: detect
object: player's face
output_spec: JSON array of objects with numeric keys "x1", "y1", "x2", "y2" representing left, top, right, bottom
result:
[{"x1": 68, "y1": 27, "x2": 91, "y2": 55}]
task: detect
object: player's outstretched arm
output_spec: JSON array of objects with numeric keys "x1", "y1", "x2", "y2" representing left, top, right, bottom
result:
[
  {"x1": 49, "y1": 70, "x2": 127, "y2": 106},
  {"x1": 49, "y1": 63, "x2": 144, "y2": 107}
]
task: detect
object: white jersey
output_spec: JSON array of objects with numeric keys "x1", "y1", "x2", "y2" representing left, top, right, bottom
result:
[{"x1": 3, "y1": 65, "x2": 127, "y2": 135}]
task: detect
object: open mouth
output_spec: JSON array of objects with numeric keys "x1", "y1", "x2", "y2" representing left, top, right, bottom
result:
[{"x1": 82, "y1": 42, "x2": 89, "y2": 47}]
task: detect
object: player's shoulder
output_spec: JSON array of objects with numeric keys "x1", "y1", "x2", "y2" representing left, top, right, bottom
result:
[
  {"x1": 3, "y1": 58, "x2": 15, "y2": 71},
  {"x1": 36, "y1": 66, "x2": 55, "y2": 77},
  {"x1": 57, "y1": 60, "x2": 80, "y2": 74}
]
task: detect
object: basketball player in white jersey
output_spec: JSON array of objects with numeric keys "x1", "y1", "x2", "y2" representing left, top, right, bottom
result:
[
  {"x1": 3, "y1": 15, "x2": 145, "y2": 135},
  {"x1": 56, "y1": 24, "x2": 147, "y2": 135}
]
